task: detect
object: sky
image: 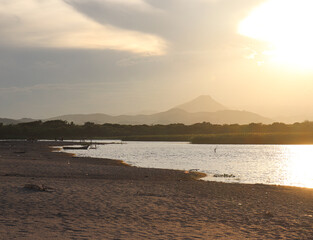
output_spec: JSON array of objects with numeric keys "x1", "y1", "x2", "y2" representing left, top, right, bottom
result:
[{"x1": 1, "y1": 0, "x2": 313, "y2": 121}]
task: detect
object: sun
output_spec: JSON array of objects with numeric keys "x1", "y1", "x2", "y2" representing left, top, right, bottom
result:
[{"x1": 238, "y1": 0, "x2": 313, "y2": 71}]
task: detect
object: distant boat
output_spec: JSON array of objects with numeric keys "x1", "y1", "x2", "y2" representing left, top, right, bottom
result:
[{"x1": 63, "y1": 145, "x2": 89, "y2": 150}]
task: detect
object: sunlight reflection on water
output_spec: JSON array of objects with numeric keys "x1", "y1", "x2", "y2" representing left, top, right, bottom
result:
[
  {"x1": 283, "y1": 145, "x2": 313, "y2": 188},
  {"x1": 63, "y1": 141, "x2": 313, "y2": 188}
]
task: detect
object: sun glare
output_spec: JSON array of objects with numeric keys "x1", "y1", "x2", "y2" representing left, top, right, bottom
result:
[
  {"x1": 238, "y1": 0, "x2": 313, "y2": 71},
  {"x1": 284, "y1": 145, "x2": 313, "y2": 188}
]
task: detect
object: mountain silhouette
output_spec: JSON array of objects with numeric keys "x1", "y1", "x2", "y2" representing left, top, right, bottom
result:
[
  {"x1": 0, "y1": 95, "x2": 273, "y2": 125},
  {"x1": 175, "y1": 95, "x2": 227, "y2": 113},
  {"x1": 0, "y1": 118, "x2": 35, "y2": 125},
  {"x1": 47, "y1": 95, "x2": 272, "y2": 125}
]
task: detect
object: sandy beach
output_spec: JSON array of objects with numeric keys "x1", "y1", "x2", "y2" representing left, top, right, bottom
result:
[{"x1": 0, "y1": 141, "x2": 312, "y2": 239}]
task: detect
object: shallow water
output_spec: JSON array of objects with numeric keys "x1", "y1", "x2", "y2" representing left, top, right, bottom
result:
[{"x1": 63, "y1": 141, "x2": 313, "y2": 188}]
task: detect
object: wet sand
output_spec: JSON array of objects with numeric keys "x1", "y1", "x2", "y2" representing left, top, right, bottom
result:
[{"x1": 0, "y1": 141, "x2": 312, "y2": 239}]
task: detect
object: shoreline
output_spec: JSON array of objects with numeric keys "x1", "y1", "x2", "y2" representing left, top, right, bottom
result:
[
  {"x1": 0, "y1": 140, "x2": 206, "y2": 181},
  {"x1": 58, "y1": 144, "x2": 208, "y2": 181},
  {"x1": 1, "y1": 140, "x2": 312, "y2": 239},
  {"x1": 59, "y1": 140, "x2": 313, "y2": 189}
]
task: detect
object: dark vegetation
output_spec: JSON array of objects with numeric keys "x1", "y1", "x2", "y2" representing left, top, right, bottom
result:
[{"x1": 1, "y1": 120, "x2": 313, "y2": 144}]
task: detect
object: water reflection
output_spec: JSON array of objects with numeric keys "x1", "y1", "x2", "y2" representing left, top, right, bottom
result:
[
  {"x1": 63, "y1": 142, "x2": 313, "y2": 188},
  {"x1": 283, "y1": 145, "x2": 313, "y2": 188}
]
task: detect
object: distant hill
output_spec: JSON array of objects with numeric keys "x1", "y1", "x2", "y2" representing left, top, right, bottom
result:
[
  {"x1": 0, "y1": 118, "x2": 35, "y2": 125},
  {"x1": 175, "y1": 95, "x2": 227, "y2": 113},
  {"x1": 48, "y1": 113, "x2": 116, "y2": 125},
  {"x1": 49, "y1": 108, "x2": 272, "y2": 125},
  {"x1": 3, "y1": 95, "x2": 273, "y2": 125},
  {"x1": 48, "y1": 95, "x2": 272, "y2": 125}
]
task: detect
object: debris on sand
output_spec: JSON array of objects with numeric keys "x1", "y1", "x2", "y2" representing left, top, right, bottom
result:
[
  {"x1": 213, "y1": 173, "x2": 236, "y2": 178},
  {"x1": 263, "y1": 211, "x2": 274, "y2": 218},
  {"x1": 23, "y1": 184, "x2": 53, "y2": 192}
]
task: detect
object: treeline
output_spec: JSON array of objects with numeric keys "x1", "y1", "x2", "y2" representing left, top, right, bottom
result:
[{"x1": 1, "y1": 120, "x2": 313, "y2": 143}]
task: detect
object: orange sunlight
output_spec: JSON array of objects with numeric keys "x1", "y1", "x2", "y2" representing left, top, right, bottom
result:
[{"x1": 238, "y1": 0, "x2": 313, "y2": 71}]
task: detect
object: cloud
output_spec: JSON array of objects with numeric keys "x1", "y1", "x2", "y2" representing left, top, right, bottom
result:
[
  {"x1": 116, "y1": 53, "x2": 161, "y2": 66},
  {"x1": 0, "y1": 0, "x2": 166, "y2": 55},
  {"x1": 0, "y1": 0, "x2": 263, "y2": 55},
  {"x1": 0, "y1": 81, "x2": 121, "y2": 94},
  {"x1": 1, "y1": 0, "x2": 280, "y2": 119},
  {"x1": 67, "y1": 0, "x2": 264, "y2": 53}
]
